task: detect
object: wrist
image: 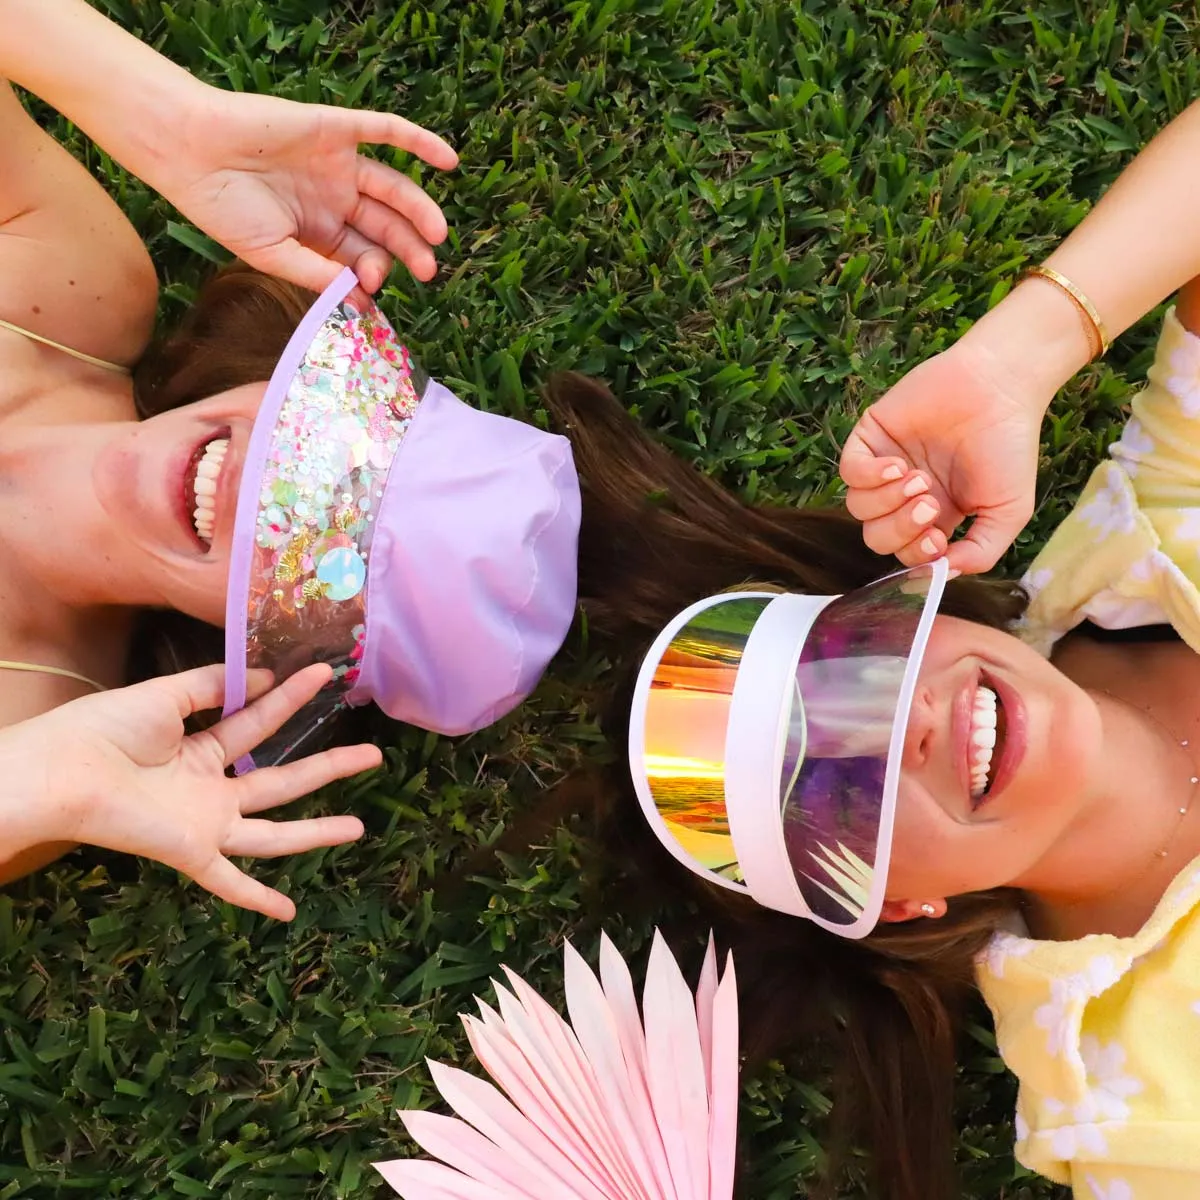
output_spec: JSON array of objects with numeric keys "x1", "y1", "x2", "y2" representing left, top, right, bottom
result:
[
  {"x1": 0, "y1": 0, "x2": 210, "y2": 190},
  {"x1": 0, "y1": 722, "x2": 82, "y2": 853},
  {"x1": 112, "y1": 71, "x2": 214, "y2": 194},
  {"x1": 956, "y1": 276, "x2": 1097, "y2": 416}
]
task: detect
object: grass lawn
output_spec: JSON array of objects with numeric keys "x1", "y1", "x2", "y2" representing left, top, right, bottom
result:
[{"x1": 2, "y1": 0, "x2": 1196, "y2": 1196}]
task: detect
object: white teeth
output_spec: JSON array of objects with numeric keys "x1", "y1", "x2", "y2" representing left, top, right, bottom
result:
[
  {"x1": 969, "y1": 685, "x2": 999, "y2": 799},
  {"x1": 190, "y1": 437, "x2": 228, "y2": 543}
]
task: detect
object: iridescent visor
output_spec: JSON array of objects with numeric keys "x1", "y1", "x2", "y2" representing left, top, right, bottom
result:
[
  {"x1": 630, "y1": 560, "x2": 947, "y2": 938},
  {"x1": 635, "y1": 595, "x2": 774, "y2": 887},
  {"x1": 776, "y1": 567, "x2": 943, "y2": 931}
]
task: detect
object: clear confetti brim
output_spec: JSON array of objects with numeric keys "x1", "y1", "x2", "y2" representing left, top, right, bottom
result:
[
  {"x1": 629, "y1": 560, "x2": 948, "y2": 939},
  {"x1": 222, "y1": 268, "x2": 427, "y2": 772}
]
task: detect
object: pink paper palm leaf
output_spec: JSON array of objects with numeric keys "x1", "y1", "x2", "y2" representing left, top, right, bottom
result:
[{"x1": 376, "y1": 931, "x2": 738, "y2": 1200}]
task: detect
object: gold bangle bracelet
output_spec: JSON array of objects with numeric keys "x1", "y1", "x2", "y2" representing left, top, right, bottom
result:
[{"x1": 1022, "y1": 265, "x2": 1111, "y2": 360}]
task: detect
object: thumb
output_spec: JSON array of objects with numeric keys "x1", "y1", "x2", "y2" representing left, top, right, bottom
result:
[
  {"x1": 243, "y1": 237, "x2": 343, "y2": 295},
  {"x1": 839, "y1": 428, "x2": 908, "y2": 490},
  {"x1": 943, "y1": 506, "x2": 1026, "y2": 575}
]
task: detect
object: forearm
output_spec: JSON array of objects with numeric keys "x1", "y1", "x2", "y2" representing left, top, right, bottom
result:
[
  {"x1": 960, "y1": 100, "x2": 1200, "y2": 408},
  {"x1": 0, "y1": 0, "x2": 205, "y2": 185},
  {"x1": 1047, "y1": 100, "x2": 1200, "y2": 340}
]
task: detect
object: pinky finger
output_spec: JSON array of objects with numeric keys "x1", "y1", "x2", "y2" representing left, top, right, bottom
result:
[
  {"x1": 330, "y1": 228, "x2": 392, "y2": 294},
  {"x1": 193, "y1": 856, "x2": 297, "y2": 921}
]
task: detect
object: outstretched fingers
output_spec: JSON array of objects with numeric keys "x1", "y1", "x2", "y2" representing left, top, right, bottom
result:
[
  {"x1": 223, "y1": 814, "x2": 365, "y2": 859},
  {"x1": 235, "y1": 742, "x2": 382, "y2": 815},
  {"x1": 207, "y1": 663, "x2": 336, "y2": 765}
]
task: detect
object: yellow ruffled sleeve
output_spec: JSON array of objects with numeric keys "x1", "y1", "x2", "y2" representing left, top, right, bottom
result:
[
  {"x1": 977, "y1": 859, "x2": 1200, "y2": 1198},
  {"x1": 1020, "y1": 309, "x2": 1200, "y2": 656}
]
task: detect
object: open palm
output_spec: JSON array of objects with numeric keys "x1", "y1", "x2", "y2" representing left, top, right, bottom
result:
[
  {"x1": 161, "y1": 85, "x2": 458, "y2": 294},
  {"x1": 12, "y1": 664, "x2": 379, "y2": 919}
]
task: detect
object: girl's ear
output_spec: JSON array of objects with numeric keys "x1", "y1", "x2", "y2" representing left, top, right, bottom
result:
[{"x1": 878, "y1": 898, "x2": 947, "y2": 923}]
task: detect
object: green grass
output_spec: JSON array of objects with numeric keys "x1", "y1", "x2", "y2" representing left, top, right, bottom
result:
[{"x1": 3, "y1": 0, "x2": 1197, "y2": 1196}]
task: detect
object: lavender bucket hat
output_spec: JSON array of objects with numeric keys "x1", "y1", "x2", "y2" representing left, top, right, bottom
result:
[{"x1": 221, "y1": 268, "x2": 581, "y2": 772}]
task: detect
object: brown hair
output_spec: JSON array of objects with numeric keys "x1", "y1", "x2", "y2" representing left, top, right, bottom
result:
[
  {"x1": 528, "y1": 372, "x2": 1027, "y2": 1200},
  {"x1": 134, "y1": 274, "x2": 1022, "y2": 1196},
  {"x1": 126, "y1": 264, "x2": 317, "y2": 682}
]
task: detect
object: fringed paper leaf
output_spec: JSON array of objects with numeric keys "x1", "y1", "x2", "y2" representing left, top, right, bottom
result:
[{"x1": 376, "y1": 932, "x2": 739, "y2": 1200}]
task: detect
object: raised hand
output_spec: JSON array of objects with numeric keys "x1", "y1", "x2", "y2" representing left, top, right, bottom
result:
[
  {"x1": 839, "y1": 337, "x2": 1045, "y2": 575},
  {"x1": 1, "y1": 663, "x2": 380, "y2": 919},
  {"x1": 159, "y1": 87, "x2": 458, "y2": 294}
]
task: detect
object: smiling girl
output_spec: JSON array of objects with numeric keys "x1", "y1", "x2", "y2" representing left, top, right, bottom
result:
[{"x1": 525, "y1": 269, "x2": 1200, "y2": 1200}]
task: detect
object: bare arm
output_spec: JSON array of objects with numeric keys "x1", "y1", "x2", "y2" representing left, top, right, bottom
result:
[
  {"x1": 960, "y1": 99, "x2": 1200, "y2": 404},
  {"x1": 0, "y1": 0, "x2": 457, "y2": 295},
  {"x1": 841, "y1": 99, "x2": 1200, "y2": 573}
]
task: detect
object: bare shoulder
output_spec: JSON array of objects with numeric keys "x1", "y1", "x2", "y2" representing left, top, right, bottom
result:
[{"x1": 0, "y1": 82, "x2": 158, "y2": 371}]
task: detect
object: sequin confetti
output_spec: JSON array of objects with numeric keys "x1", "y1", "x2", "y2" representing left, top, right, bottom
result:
[{"x1": 241, "y1": 293, "x2": 428, "y2": 692}]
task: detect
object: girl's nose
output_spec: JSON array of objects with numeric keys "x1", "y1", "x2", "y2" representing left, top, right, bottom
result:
[{"x1": 901, "y1": 684, "x2": 936, "y2": 772}]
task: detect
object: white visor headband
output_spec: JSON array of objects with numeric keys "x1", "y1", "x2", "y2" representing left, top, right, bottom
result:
[{"x1": 628, "y1": 559, "x2": 948, "y2": 939}]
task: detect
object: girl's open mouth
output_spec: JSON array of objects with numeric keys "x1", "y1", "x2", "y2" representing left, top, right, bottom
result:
[
  {"x1": 968, "y1": 675, "x2": 1008, "y2": 806},
  {"x1": 182, "y1": 429, "x2": 231, "y2": 549}
]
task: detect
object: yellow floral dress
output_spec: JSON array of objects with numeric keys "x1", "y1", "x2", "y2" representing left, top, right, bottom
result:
[{"x1": 977, "y1": 308, "x2": 1200, "y2": 1200}]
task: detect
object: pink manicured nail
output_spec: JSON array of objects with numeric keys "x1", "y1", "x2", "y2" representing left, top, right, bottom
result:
[
  {"x1": 881, "y1": 464, "x2": 904, "y2": 481},
  {"x1": 902, "y1": 475, "x2": 929, "y2": 498},
  {"x1": 920, "y1": 536, "x2": 939, "y2": 556},
  {"x1": 911, "y1": 500, "x2": 938, "y2": 525}
]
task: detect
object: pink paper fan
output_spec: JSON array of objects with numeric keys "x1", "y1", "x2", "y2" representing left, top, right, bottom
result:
[{"x1": 376, "y1": 931, "x2": 739, "y2": 1200}]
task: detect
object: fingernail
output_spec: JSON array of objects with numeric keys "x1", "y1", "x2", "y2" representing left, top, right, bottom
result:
[
  {"x1": 946, "y1": 568, "x2": 962, "y2": 580},
  {"x1": 912, "y1": 500, "x2": 938, "y2": 525},
  {"x1": 920, "y1": 536, "x2": 939, "y2": 556},
  {"x1": 881, "y1": 464, "x2": 904, "y2": 482},
  {"x1": 902, "y1": 475, "x2": 929, "y2": 498}
]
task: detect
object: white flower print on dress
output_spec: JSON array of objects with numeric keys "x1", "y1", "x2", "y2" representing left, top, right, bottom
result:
[
  {"x1": 1166, "y1": 336, "x2": 1200, "y2": 417},
  {"x1": 1173, "y1": 864, "x2": 1200, "y2": 908},
  {"x1": 1032, "y1": 956, "x2": 1123, "y2": 1056},
  {"x1": 1041, "y1": 1096, "x2": 1110, "y2": 1159},
  {"x1": 977, "y1": 931, "x2": 1034, "y2": 980},
  {"x1": 1021, "y1": 566, "x2": 1055, "y2": 598},
  {"x1": 1078, "y1": 1037, "x2": 1143, "y2": 1121},
  {"x1": 1084, "y1": 1174, "x2": 1134, "y2": 1200},
  {"x1": 1126, "y1": 550, "x2": 1174, "y2": 584},
  {"x1": 1172, "y1": 507, "x2": 1200, "y2": 552},
  {"x1": 1111, "y1": 416, "x2": 1155, "y2": 477},
  {"x1": 1014, "y1": 1109, "x2": 1030, "y2": 1144},
  {"x1": 1027, "y1": 1029, "x2": 1142, "y2": 1166},
  {"x1": 1078, "y1": 474, "x2": 1138, "y2": 537}
]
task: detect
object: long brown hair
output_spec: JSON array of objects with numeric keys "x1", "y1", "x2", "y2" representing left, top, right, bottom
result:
[
  {"x1": 135, "y1": 273, "x2": 1024, "y2": 1196},
  {"x1": 126, "y1": 265, "x2": 316, "y2": 681},
  {"x1": 534, "y1": 372, "x2": 1027, "y2": 1200}
]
